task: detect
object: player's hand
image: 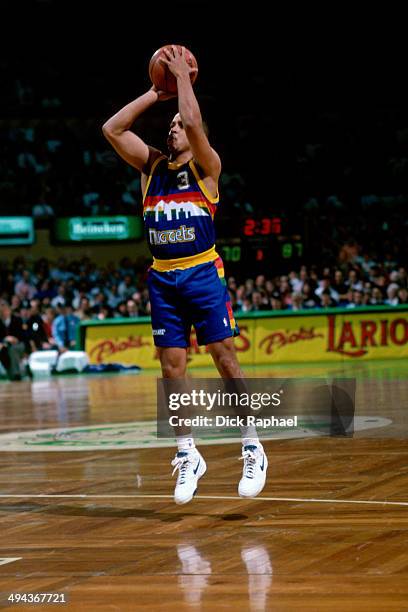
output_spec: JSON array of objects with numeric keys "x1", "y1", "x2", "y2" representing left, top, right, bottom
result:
[
  {"x1": 160, "y1": 45, "x2": 198, "y2": 80},
  {"x1": 150, "y1": 85, "x2": 176, "y2": 102}
]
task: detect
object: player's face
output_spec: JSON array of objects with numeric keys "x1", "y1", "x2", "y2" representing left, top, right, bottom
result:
[{"x1": 167, "y1": 114, "x2": 189, "y2": 154}]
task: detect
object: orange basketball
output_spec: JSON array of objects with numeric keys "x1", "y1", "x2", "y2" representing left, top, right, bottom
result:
[{"x1": 149, "y1": 45, "x2": 198, "y2": 94}]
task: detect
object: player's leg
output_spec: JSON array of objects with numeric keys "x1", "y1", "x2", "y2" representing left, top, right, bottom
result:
[
  {"x1": 183, "y1": 257, "x2": 268, "y2": 499},
  {"x1": 158, "y1": 345, "x2": 207, "y2": 504},
  {"x1": 207, "y1": 336, "x2": 243, "y2": 378},
  {"x1": 208, "y1": 338, "x2": 268, "y2": 498},
  {"x1": 148, "y1": 270, "x2": 206, "y2": 504},
  {"x1": 157, "y1": 346, "x2": 196, "y2": 453}
]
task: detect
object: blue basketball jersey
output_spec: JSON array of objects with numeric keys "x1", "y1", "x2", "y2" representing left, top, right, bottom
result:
[{"x1": 143, "y1": 157, "x2": 219, "y2": 268}]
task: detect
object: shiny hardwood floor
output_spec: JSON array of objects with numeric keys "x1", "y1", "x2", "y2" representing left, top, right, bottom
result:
[{"x1": 0, "y1": 361, "x2": 407, "y2": 611}]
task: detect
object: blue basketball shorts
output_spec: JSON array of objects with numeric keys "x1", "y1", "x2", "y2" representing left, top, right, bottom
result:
[{"x1": 147, "y1": 256, "x2": 239, "y2": 347}]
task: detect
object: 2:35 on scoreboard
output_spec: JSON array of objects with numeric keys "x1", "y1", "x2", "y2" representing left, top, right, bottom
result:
[{"x1": 216, "y1": 215, "x2": 304, "y2": 272}]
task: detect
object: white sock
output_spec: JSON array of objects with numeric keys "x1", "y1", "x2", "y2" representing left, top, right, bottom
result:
[
  {"x1": 240, "y1": 423, "x2": 259, "y2": 447},
  {"x1": 176, "y1": 436, "x2": 196, "y2": 452},
  {"x1": 242, "y1": 437, "x2": 261, "y2": 448}
]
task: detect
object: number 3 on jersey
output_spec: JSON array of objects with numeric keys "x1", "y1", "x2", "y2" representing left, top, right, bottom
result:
[{"x1": 177, "y1": 170, "x2": 190, "y2": 190}]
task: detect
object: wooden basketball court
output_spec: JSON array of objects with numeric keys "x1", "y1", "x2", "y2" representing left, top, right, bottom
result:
[{"x1": 0, "y1": 361, "x2": 407, "y2": 610}]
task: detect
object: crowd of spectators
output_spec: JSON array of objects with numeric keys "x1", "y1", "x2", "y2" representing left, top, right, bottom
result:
[
  {"x1": 0, "y1": 252, "x2": 407, "y2": 380},
  {"x1": 3, "y1": 109, "x2": 408, "y2": 224},
  {"x1": 0, "y1": 120, "x2": 143, "y2": 219}
]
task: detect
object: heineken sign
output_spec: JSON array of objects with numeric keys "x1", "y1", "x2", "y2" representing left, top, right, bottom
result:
[{"x1": 53, "y1": 216, "x2": 143, "y2": 243}]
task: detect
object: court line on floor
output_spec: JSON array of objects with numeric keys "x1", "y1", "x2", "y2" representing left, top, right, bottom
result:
[{"x1": 0, "y1": 494, "x2": 407, "y2": 506}]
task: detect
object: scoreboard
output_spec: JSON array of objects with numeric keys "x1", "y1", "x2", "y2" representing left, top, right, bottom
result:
[{"x1": 216, "y1": 215, "x2": 304, "y2": 273}]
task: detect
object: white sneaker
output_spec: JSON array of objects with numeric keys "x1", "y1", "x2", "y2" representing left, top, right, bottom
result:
[
  {"x1": 238, "y1": 444, "x2": 268, "y2": 498},
  {"x1": 171, "y1": 449, "x2": 207, "y2": 505}
]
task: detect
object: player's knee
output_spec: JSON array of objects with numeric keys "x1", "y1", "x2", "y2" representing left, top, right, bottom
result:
[{"x1": 161, "y1": 362, "x2": 185, "y2": 378}]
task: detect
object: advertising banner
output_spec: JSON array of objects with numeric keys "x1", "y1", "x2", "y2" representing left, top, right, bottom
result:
[{"x1": 83, "y1": 309, "x2": 408, "y2": 367}]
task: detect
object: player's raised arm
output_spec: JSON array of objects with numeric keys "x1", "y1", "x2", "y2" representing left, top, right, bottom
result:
[
  {"x1": 102, "y1": 88, "x2": 166, "y2": 173},
  {"x1": 161, "y1": 46, "x2": 221, "y2": 182}
]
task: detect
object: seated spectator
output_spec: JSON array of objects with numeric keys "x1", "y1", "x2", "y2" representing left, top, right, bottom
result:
[
  {"x1": 288, "y1": 292, "x2": 304, "y2": 311},
  {"x1": 398, "y1": 268, "x2": 407, "y2": 287},
  {"x1": 309, "y1": 267, "x2": 319, "y2": 286},
  {"x1": 315, "y1": 276, "x2": 339, "y2": 303},
  {"x1": 362, "y1": 288, "x2": 372, "y2": 305},
  {"x1": 318, "y1": 289, "x2": 336, "y2": 309},
  {"x1": 385, "y1": 284, "x2": 399, "y2": 306},
  {"x1": 346, "y1": 269, "x2": 364, "y2": 292},
  {"x1": 34, "y1": 279, "x2": 57, "y2": 301},
  {"x1": 270, "y1": 291, "x2": 283, "y2": 311},
  {"x1": 289, "y1": 270, "x2": 303, "y2": 293},
  {"x1": 130, "y1": 291, "x2": 143, "y2": 313},
  {"x1": 241, "y1": 297, "x2": 253, "y2": 312},
  {"x1": 95, "y1": 305, "x2": 113, "y2": 320},
  {"x1": 91, "y1": 291, "x2": 108, "y2": 315},
  {"x1": 255, "y1": 275, "x2": 265, "y2": 290},
  {"x1": 279, "y1": 276, "x2": 293, "y2": 307},
  {"x1": 118, "y1": 274, "x2": 137, "y2": 300},
  {"x1": 106, "y1": 284, "x2": 122, "y2": 310},
  {"x1": 397, "y1": 287, "x2": 408, "y2": 304},
  {"x1": 51, "y1": 284, "x2": 67, "y2": 308},
  {"x1": 71, "y1": 284, "x2": 90, "y2": 310},
  {"x1": 75, "y1": 297, "x2": 92, "y2": 321},
  {"x1": 51, "y1": 304, "x2": 79, "y2": 352},
  {"x1": 244, "y1": 279, "x2": 254, "y2": 295},
  {"x1": 30, "y1": 298, "x2": 42, "y2": 317},
  {"x1": 20, "y1": 299, "x2": 52, "y2": 351},
  {"x1": 126, "y1": 299, "x2": 139, "y2": 318},
  {"x1": 332, "y1": 270, "x2": 348, "y2": 303},
  {"x1": 251, "y1": 291, "x2": 270, "y2": 311},
  {"x1": 114, "y1": 302, "x2": 128, "y2": 318},
  {"x1": 346, "y1": 290, "x2": 364, "y2": 309},
  {"x1": 42, "y1": 306, "x2": 57, "y2": 346},
  {"x1": 14, "y1": 269, "x2": 36, "y2": 300},
  {"x1": 368, "y1": 265, "x2": 381, "y2": 286},
  {"x1": 0, "y1": 300, "x2": 26, "y2": 380},
  {"x1": 50, "y1": 258, "x2": 74, "y2": 283},
  {"x1": 373, "y1": 274, "x2": 388, "y2": 291},
  {"x1": 10, "y1": 295, "x2": 21, "y2": 313},
  {"x1": 264, "y1": 280, "x2": 276, "y2": 297},
  {"x1": 302, "y1": 283, "x2": 318, "y2": 308},
  {"x1": 370, "y1": 287, "x2": 384, "y2": 305}
]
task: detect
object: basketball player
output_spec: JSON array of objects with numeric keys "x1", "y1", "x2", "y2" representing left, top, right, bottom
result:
[{"x1": 103, "y1": 45, "x2": 268, "y2": 504}]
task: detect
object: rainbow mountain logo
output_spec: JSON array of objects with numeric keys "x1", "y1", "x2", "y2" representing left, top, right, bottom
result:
[{"x1": 144, "y1": 200, "x2": 209, "y2": 222}]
